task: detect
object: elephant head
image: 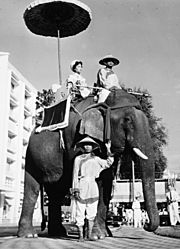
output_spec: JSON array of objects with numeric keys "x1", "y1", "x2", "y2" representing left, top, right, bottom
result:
[{"x1": 79, "y1": 104, "x2": 159, "y2": 232}]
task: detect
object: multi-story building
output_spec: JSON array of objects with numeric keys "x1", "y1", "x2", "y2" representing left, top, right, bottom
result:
[{"x1": 0, "y1": 52, "x2": 41, "y2": 225}]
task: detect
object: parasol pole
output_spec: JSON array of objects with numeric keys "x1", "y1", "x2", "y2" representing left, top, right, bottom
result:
[{"x1": 57, "y1": 29, "x2": 62, "y2": 85}]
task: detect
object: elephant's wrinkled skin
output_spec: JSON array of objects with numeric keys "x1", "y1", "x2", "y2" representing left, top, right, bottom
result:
[
  {"x1": 81, "y1": 105, "x2": 160, "y2": 233},
  {"x1": 17, "y1": 91, "x2": 159, "y2": 238}
]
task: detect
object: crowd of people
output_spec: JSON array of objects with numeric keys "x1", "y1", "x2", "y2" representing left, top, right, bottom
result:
[
  {"x1": 108, "y1": 184, "x2": 180, "y2": 228},
  {"x1": 109, "y1": 199, "x2": 149, "y2": 228}
]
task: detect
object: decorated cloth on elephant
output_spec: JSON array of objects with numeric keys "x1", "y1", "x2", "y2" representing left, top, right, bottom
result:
[{"x1": 35, "y1": 95, "x2": 71, "y2": 133}]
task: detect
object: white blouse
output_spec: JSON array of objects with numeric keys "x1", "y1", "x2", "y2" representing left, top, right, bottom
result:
[{"x1": 67, "y1": 72, "x2": 90, "y2": 98}]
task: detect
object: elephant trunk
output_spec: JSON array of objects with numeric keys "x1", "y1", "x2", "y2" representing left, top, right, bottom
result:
[
  {"x1": 141, "y1": 159, "x2": 159, "y2": 232},
  {"x1": 143, "y1": 178, "x2": 160, "y2": 231}
]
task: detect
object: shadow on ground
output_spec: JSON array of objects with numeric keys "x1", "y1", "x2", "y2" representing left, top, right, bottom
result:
[{"x1": 154, "y1": 225, "x2": 180, "y2": 239}]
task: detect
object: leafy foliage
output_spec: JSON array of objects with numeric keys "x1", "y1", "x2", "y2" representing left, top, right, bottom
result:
[
  {"x1": 35, "y1": 89, "x2": 55, "y2": 126},
  {"x1": 36, "y1": 89, "x2": 55, "y2": 108}
]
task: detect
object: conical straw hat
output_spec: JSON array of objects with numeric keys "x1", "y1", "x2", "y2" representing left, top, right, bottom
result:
[
  {"x1": 99, "y1": 54, "x2": 120, "y2": 66},
  {"x1": 75, "y1": 136, "x2": 99, "y2": 149}
]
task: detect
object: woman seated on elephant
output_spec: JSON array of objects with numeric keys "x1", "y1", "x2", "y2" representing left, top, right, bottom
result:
[
  {"x1": 70, "y1": 137, "x2": 113, "y2": 241},
  {"x1": 66, "y1": 60, "x2": 91, "y2": 100}
]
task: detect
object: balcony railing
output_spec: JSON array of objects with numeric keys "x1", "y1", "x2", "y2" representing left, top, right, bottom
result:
[
  {"x1": 11, "y1": 75, "x2": 19, "y2": 87},
  {"x1": 10, "y1": 95, "x2": 19, "y2": 107},
  {"x1": 9, "y1": 115, "x2": 17, "y2": 123},
  {"x1": 23, "y1": 129, "x2": 30, "y2": 145},
  {"x1": 24, "y1": 106, "x2": 32, "y2": 118},
  {"x1": 25, "y1": 86, "x2": 32, "y2": 97},
  {"x1": 7, "y1": 151, "x2": 16, "y2": 164},
  {"x1": 8, "y1": 119, "x2": 18, "y2": 137}
]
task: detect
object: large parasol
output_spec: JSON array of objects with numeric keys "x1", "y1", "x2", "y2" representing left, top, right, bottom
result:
[{"x1": 24, "y1": 0, "x2": 92, "y2": 84}]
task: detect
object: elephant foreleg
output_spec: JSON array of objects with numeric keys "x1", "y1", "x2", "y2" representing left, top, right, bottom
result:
[
  {"x1": 17, "y1": 172, "x2": 40, "y2": 238},
  {"x1": 93, "y1": 168, "x2": 113, "y2": 239},
  {"x1": 45, "y1": 182, "x2": 67, "y2": 237}
]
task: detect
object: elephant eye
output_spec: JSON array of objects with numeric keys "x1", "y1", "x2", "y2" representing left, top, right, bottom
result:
[{"x1": 124, "y1": 117, "x2": 131, "y2": 123}]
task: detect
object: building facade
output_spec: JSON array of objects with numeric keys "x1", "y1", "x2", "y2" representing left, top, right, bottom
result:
[{"x1": 0, "y1": 52, "x2": 41, "y2": 225}]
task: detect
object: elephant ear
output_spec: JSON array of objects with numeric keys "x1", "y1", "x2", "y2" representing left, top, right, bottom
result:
[{"x1": 79, "y1": 108, "x2": 104, "y2": 142}]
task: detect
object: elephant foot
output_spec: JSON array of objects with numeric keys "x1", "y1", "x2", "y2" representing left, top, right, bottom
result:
[
  {"x1": 17, "y1": 222, "x2": 38, "y2": 238},
  {"x1": 25, "y1": 233, "x2": 38, "y2": 238},
  {"x1": 17, "y1": 230, "x2": 38, "y2": 238},
  {"x1": 144, "y1": 222, "x2": 159, "y2": 232}
]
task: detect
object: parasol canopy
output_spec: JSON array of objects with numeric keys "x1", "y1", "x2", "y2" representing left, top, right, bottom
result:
[
  {"x1": 24, "y1": 0, "x2": 92, "y2": 38},
  {"x1": 23, "y1": 0, "x2": 92, "y2": 84}
]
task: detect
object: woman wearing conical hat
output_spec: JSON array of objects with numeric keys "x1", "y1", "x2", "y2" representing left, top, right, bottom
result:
[
  {"x1": 96, "y1": 55, "x2": 122, "y2": 102},
  {"x1": 70, "y1": 136, "x2": 113, "y2": 241}
]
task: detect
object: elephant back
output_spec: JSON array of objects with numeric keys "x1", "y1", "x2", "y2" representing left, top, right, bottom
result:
[{"x1": 105, "y1": 89, "x2": 141, "y2": 109}]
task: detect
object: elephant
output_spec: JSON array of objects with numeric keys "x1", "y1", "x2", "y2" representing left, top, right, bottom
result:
[{"x1": 17, "y1": 89, "x2": 159, "y2": 238}]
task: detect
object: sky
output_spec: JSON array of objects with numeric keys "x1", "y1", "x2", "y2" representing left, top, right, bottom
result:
[{"x1": 0, "y1": 0, "x2": 180, "y2": 173}]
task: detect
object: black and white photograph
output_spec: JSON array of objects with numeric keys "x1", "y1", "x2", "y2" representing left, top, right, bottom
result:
[{"x1": 0, "y1": 1, "x2": 180, "y2": 248}]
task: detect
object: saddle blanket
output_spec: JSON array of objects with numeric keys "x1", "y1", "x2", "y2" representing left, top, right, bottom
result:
[{"x1": 35, "y1": 96, "x2": 71, "y2": 133}]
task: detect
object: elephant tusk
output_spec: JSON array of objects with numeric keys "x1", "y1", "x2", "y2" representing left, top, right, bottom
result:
[{"x1": 133, "y1": 148, "x2": 148, "y2": 160}]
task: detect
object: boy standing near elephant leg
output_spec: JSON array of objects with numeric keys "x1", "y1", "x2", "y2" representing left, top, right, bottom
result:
[{"x1": 70, "y1": 136, "x2": 113, "y2": 242}]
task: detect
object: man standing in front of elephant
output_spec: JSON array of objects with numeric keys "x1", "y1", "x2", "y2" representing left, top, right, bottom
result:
[{"x1": 70, "y1": 137, "x2": 113, "y2": 242}]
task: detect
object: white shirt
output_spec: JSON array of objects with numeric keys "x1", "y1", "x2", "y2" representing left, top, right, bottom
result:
[
  {"x1": 166, "y1": 189, "x2": 180, "y2": 203},
  {"x1": 97, "y1": 68, "x2": 121, "y2": 90},
  {"x1": 67, "y1": 72, "x2": 90, "y2": 98}
]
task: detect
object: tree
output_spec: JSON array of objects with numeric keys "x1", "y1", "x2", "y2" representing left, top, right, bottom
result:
[
  {"x1": 35, "y1": 89, "x2": 55, "y2": 126},
  {"x1": 36, "y1": 89, "x2": 55, "y2": 108}
]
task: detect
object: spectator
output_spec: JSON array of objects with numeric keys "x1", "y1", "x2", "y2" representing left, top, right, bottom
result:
[
  {"x1": 166, "y1": 184, "x2": 180, "y2": 226},
  {"x1": 132, "y1": 193, "x2": 142, "y2": 228}
]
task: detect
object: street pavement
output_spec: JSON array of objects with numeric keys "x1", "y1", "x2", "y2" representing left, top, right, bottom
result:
[{"x1": 0, "y1": 226, "x2": 179, "y2": 249}]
